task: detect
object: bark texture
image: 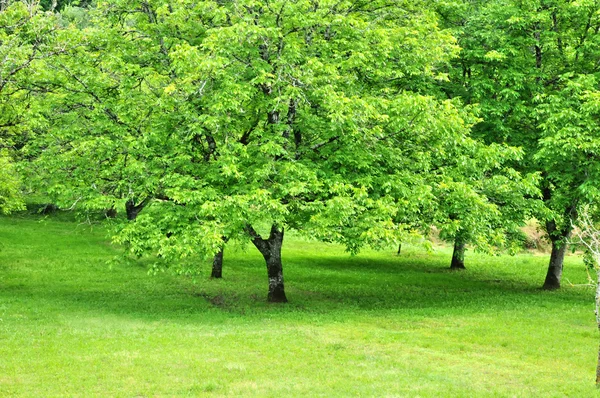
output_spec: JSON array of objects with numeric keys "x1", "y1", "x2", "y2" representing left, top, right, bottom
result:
[
  {"x1": 542, "y1": 220, "x2": 571, "y2": 290},
  {"x1": 247, "y1": 224, "x2": 287, "y2": 303},
  {"x1": 542, "y1": 238, "x2": 568, "y2": 290},
  {"x1": 450, "y1": 238, "x2": 466, "y2": 270}
]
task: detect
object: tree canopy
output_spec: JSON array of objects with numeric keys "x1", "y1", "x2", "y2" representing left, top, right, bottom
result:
[
  {"x1": 5, "y1": 0, "x2": 590, "y2": 300},
  {"x1": 20, "y1": 0, "x2": 530, "y2": 301},
  {"x1": 437, "y1": 0, "x2": 600, "y2": 286}
]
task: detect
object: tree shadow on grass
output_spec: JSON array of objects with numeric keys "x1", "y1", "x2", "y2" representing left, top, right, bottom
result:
[
  {"x1": 1, "y1": 243, "x2": 591, "y2": 325},
  {"x1": 0, "y1": 215, "x2": 590, "y2": 322}
]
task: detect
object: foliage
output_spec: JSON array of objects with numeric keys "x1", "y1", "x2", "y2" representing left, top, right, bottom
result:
[
  {"x1": 0, "y1": 2, "x2": 60, "y2": 214},
  {"x1": 27, "y1": 1, "x2": 495, "y2": 267},
  {"x1": 26, "y1": 0, "x2": 177, "y2": 213},
  {"x1": 39, "y1": 0, "x2": 92, "y2": 11},
  {"x1": 0, "y1": 152, "x2": 24, "y2": 214},
  {"x1": 439, "y1": 0, "x2": 600, "y2": 228},
  {"x1": 435, "y1": 0, "x2": 600, "y2": 280}
]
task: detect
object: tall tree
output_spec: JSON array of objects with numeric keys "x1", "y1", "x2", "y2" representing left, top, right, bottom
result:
[
  {"x1": 437, "y1": 0, "x2": 600, "y2": 287},
  {"x1": 111, "y1": 0, "x2": 468, "y2": 302},
  {"x1": 31, "y1": 0, "x2": 511, "y2": 301}
]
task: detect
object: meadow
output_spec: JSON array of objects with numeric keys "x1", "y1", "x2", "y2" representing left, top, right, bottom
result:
[{"x1": 0, "y1": 213, "x2": 598, "y2": 397}]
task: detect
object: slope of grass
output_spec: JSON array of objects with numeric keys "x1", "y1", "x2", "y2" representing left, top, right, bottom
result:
[{"x1": 0, "y1": 214, "x2": 597, "y2": 397}]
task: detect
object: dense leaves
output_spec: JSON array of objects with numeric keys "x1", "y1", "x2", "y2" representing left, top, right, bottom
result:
[
  {"x1": 0, "y1": 2, "x2": 60, "y2": 214},
  {"x1": 437, "y1": 0, "x2": 600, "y2": 284},
  {"x1": 3, "y1": 0, "x2": 572, "y2": 299}
]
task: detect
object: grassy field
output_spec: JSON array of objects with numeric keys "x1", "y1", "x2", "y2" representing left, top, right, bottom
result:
[{"x1": 0, "y1": 214, "x2": 598, "y2": 397}]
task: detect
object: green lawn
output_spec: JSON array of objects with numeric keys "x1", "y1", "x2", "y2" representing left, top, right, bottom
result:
[{"x1": 0, "y1": 214, "x2": 598, "y2": 397}]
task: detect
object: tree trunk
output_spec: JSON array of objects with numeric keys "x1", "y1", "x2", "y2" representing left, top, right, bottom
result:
[
  {"x1": 247, "y1": 224, "x2": 287, "y2": 303},
  {"x1": 543, "y1": 219, "x2": 572, "y2": 290},
  {"x1": 450, "y1": 238, "x2": 466, "y2": 270},
  {"x1": 211, "y1": 247, "x2": 224, "y2": 279},
  {"x1": 125, "y1": 200, "x2": 141, "y2": 220},
  {"x1": 397, "y1": 243, "x2": 402, "y2": 256},
  {"x1": 210, "y1": 237, "x2": 228, "y2": 279},
  {"x1": 542, "y1": 237, "x2": 568, "y2": 290}
]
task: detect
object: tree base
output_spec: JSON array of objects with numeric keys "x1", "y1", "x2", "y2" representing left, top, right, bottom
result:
[
  {"x1": 450, "y1": 239, "x2": 466, "y2": 270},
  {"x1": 211, "y1": 248, "x2": 224, "y2": 279},
  {"x1": 542, "y1": 281, "x2": 560, "y2": 290},
  {"x1": 267, "y1": 293, "x2": 288, "y2": 303}
]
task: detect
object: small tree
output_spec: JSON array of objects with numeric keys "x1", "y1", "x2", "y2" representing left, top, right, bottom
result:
[{"x1": 428, "y1": 142, "x2": 540, "y2": 270}]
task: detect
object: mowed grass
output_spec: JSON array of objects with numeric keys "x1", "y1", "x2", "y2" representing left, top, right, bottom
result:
[{"x1": 0, "y1": 214, "x2": 598, "y2": 397}]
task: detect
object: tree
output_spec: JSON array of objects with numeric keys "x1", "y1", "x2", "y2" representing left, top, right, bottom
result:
[
  {"x1": 26, "y1": 2, "x2": 175, "y2": 216},
  {"x1": 31, "y1": 0, "x2": 494, "y2": 302},
  {"x1": 26, "y1": 0, "x2": 231, "y2": 276},
  {"x1": 430, "y1": 144, "x2": 539, "y2": 270},
  {"x1": 118, "y1": 0, "x2": 473, "y2": 302},
  {"x1": 436, "y1": 0, "x2": 600, "y2": 286}
]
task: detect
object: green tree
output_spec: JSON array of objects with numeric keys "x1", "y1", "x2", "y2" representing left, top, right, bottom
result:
[
  {"x1": 111, "y1": 0, "x2": 468, "y2": 302},
  {"x1": 27, "y1": 0, "x2": 179, "y2": 218},
  {"x1": 430, "y1": 143, "x2": 539, "y2": 270},
  {"x1": 437, "y1": 0, "x2": 600, "y2": 287},
  {"x1": 32, "y1": 0, "x2": 488, "y2": 302}
]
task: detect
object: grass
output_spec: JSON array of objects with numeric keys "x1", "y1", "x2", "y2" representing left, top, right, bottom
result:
[{"x1": 0, "y1": 213, "x2": 598, "y2": 397}]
